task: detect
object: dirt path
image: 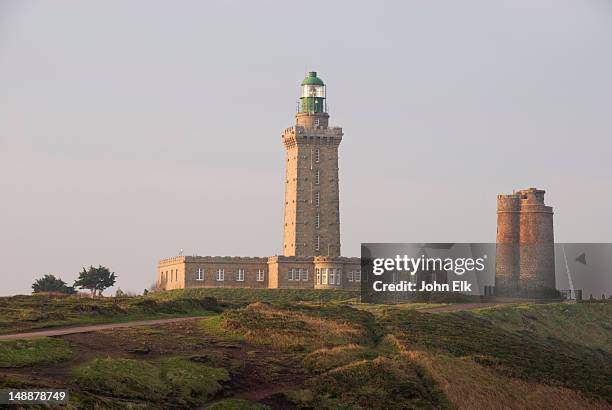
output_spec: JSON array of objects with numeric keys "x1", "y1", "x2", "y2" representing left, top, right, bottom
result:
[{"x1": 0, "y1": 316, "x2": 208, "y2": 341}]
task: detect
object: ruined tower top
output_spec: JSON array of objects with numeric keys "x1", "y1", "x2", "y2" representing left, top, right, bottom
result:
[{"x1": 497, "y1": 188, "x2": 553, "y2": 214}]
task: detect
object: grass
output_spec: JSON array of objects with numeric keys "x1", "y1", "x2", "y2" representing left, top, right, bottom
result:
[
  {"x1": 0, "y1": 293, "x2": 222, "y2": 334},
  {"x1": 150, "y1": 288, "x2": 359, "y2": 306},
  {"x1": 304, "y1": 356, "x2": 449, "y2": 410},
  {"x1": 381, "y1": 304, "x2": 612, "y2": 402},
  {"x1": 0, "y1": 338, "x2": 72, "y2": 367},
  {"x1": 1, "y1": 291, "x2": 610, "y2": 408},
  {"x1": 220, "y1": 302, "x2": 370, "y2": 351},
  {"x1": 199, "y1": 315, "x2": 246, "y2": 343},
  {"x1": 205, "y1": 399, "x2": 270, "y2": 409},
  {"x1": 288, "y1": 303, "x2": 384, "y2": 341},
  {"x1": 352, "y1": 302, "x2": 449, "y2": 316},
  {"x1": 375, "y1": 333, "x2": 405, "y2": 356},
  {"x1": 406, "y1": 350, "x2": 610, "y2": 410},
  {"x1": 303, "y1": 344, "x2": 378, "y2": 374},
  {"x1": 474, "y1": 302, "x2": 612, "y2": 352},
  {"x1": 75, "y1": 357, "x2": 229, "y2": 406},
  {"x1": 0, "y1": 288, "x2": 356, "y2": 335}
]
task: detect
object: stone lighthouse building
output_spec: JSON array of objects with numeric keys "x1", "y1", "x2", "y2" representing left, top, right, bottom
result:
[
  {"x1": 157, "y1": 72, "x2": 361, "y2": 291},
  {"x1": 495, "y1": 188, "x2": 556, "y2": 296},
  {"x1": 283, "y1": 72, "x2": 342, "y2": 257}
]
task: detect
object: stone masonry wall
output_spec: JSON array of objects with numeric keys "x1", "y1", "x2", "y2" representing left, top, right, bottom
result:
[
  {"x1": 495, "y1": 188, "x2": 555, "y2": 293},
  {"x1": 282, "y1": 115, "x2": 343, "y2": 258},
  {"x1": 158, "y1": 256, "x2": 361, "y2": 291}
]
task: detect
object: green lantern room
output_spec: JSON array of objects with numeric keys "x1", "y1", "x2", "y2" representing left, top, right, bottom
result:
[{"x1": 300, "y1": 72, "x2": 326, "y2": 113}]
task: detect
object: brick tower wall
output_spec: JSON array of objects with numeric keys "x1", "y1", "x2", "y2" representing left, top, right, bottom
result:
[
  {"x1": 495, "y1": 188, "x2": 555, "y2": 293},
  {"x1": 495, "y1": 194, "x2": 521, "y2": 289},
  {"x1": 517, "y1": 189, "x2": 555, "y2": 290}
]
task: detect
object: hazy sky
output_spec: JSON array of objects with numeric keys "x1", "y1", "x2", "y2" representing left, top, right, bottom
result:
[{"x1": 1, "y1": 1, "x2": 611, "y2": 296}]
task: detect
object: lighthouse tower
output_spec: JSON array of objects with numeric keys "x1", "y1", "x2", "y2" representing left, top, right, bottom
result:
[
  {"x1": 157, "y1": 71, "x2": 361, "y2": 292},
  {"x1": 282, "y1": 72, "x2": 343, "y2": 257}
]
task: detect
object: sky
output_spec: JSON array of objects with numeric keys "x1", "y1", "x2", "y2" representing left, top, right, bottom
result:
[{"x1": 0, "y1": 0, "x2": 611, "y2": 296}]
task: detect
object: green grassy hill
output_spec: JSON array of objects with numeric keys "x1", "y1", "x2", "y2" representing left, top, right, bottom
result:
[
  {"x1": 0, "y1": 289, "x2": 358, "y2": 335},
  {"x1": 0, "y1": 289, "x2": 610, "y2": 409}
]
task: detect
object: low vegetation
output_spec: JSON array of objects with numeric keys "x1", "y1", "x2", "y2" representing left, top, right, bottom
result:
[
  {"x1": 0, "y1": 288, "x2": 357, "y2": 335},
  {"x1": 406, "y1": 350, "x2": 609, "y2": 410},
  {"x1": 0, "y1": 337, "x2": 72, "y2": 367},
  {"x1": 150, "y1": 287, "x2": 359, "y2": 306},
  {"x1": 220, "y1": 302, "x2": 370, "y2": 351},
  {"x1": 0, "y1": 289, "x2": 609, "y2": 409},
  {"x1": 205, "y1": 399, "x2": 270, "y2": 409},
  {"x1": 303, "y1": 344, "x2": 378, "y2": 373},
  {"x1": 381, "y1": 305, "x2": 612, "y2": 402},
  {"x1": 474, "y1": 302, "x2": 612, "y2": 352},
  {"x1": 0, "y1": 293, "x2": 221, "y2": 334},
  {"x1": 75, "y1": 357, "x2": 229, "y2": 406},
  {"x1": 306, "y1": 356, "x2": 447, "y2": 410}
]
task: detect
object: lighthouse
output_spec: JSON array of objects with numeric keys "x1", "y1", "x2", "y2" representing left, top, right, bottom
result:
[{"x1": 282, "y1": 72, "x2": 343, "y2": 257}]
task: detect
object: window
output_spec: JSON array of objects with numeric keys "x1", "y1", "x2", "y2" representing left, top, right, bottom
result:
[
  {"x1": 316, "y1": 268, "x2": 321, "y2": 284},
  {"x1": 329, "y1": 269, "x2": 335, "y2": 285},
  {"x1": 236, "y1": 269, "x2": 245, "y2": 282},
  {"x1": 314, "y1": 191, "x2": 320, "y2": 207},
  {"x1": 314, "y1": 118, "x2": 320, "y2": 126},
  {"x1": 315, "y1": 169, "x2": 320, "y2": 185},
  {"x1": 347, "y1": 271, "x2": 354, "y2": 282},
  {"x1": 355, "y1": 270, "x2": 361, "y2": 282},
  {"x1": 410, "y1": 270, "x2": 418, "y2": 284},
  {"x1": 302, "y1": 269, "x2": 309, "y2": 281},
  {"x1": 196, "y1": 268, "x2": 204, "y2": 281},
  {"x1": 316, "y1": 235, "x2": 321, "y2": 251},
  {"x1": 315, "y1": 213, "x2": 320, "y2": 228},
  {"x1": 315, "y1": 148, "x2": 320, "y2": 162},
  {"x1": 336, "y1": 269, "x2": 341, "y2": 285},
  {"x1": 288, "y1": 268, "x2": 294, "y2": 281},
  {"x1": 256, "y1": 269, "x2": 265, "y2": 282},
  {"x1": 322, "y1": 268, "x2": 328, "y2": 284},
  {"x1": 295, "y1": 268, "x2": 300, "y2": 281},
  {"x1": 216, "y1": 268, "x2": 224, "y2": 281}
]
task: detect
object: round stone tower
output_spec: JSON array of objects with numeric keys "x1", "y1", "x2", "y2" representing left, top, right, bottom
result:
[{"x1": 495, "y1": 188, "x2": 555, "y2": 295}]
